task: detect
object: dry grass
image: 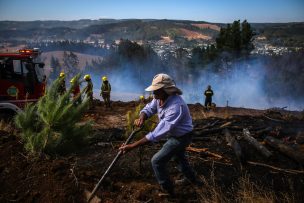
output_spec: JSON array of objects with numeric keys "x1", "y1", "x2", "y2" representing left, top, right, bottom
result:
[
  {"x1": 236, "y1": 175, "x2": 275, "y2": 203},
  {"x1": 224, "y1": 107, "x2": 230, "y2": 119},
  {"x1": 194, "y1": 165, "x2": 295, "y2": 203},
  {"x1": 0, "y1": 119, "x2": 16, "y2": 135},
  {"x1": 191, "y1": 108, "x2": 207, "y2": 120},
  {"x1": 195, "y1": 164, "x2": 228, "y2": 203}
]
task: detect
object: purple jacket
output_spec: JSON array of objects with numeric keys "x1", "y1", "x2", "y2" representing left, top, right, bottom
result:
[{"x1": 141, "y1": 95, "x2": 193, "y2": 142}]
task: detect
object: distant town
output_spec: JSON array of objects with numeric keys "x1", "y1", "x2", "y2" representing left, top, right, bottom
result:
[{"x1": 8, "y1": 36, "x2": 300, "y2": 60}]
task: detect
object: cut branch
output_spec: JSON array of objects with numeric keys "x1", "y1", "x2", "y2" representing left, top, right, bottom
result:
[
  {"x1": 247, "y1": 161, "x2": 304, "y2": 174},
  {"x1": 187, "y1": 146, "x2": 223, "y2": 159},
  {"x1": 194, "y1": 120, "x2": 220, "y2": 131},
  {"x1": 263, "y1": 115, "x2": 284, "y2": 122}
]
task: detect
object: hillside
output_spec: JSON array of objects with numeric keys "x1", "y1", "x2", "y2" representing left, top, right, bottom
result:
[
  {"x1": 40, "y1": 51, "x2": 103, "y2": 75},
  {"x1": 0, "y1": 19, "x2": 121, "y2": 30},
  {"x1": 0, "y1": 19, "x2": 219, "y2": 42},
  {"x1": 0, "y1": 19, "x2": 303, "y2": 47},
  {"x1": 252, "y1": 23, "x2": 304, "y2": 47}
]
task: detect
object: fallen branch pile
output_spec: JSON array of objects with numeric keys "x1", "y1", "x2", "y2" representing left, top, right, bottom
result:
[{"x1": 190, "y1": 112, "x2": 304, "y2": 172}]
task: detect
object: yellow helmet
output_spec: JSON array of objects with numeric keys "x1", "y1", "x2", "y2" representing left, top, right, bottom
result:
[
  {"x1": 70, "y1": 78, "x2": 75, "y2": 83},
  {"x1": 139, "y1": 95, "x2": 144, "y2": 100},
  {"x1": 102, "y1": 76, "x2": 107, "y2": 81},
  {"x1": 84, "y1": 74, "x2": 91, "y2": 80},
  {"x1": 59, "y1": 72, "x2": 65, "y2": 78}
]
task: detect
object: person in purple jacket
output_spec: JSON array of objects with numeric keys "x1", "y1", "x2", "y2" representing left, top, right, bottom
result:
[{"x1": 119, "y1": 73, "x2": 200, "y2": 196}]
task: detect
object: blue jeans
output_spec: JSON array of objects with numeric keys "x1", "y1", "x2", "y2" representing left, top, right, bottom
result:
[{"x1": 151, "y1": 134, "x2": 196, "y2": 191}]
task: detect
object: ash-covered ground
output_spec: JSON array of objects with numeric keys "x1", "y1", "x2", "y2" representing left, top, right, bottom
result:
[{"x1": 1, "y1": 101, "x2": 304, "y2": 203}]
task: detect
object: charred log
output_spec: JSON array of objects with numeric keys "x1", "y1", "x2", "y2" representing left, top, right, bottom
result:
[
  {"x1": 192, "y1": 137, "x2": 215, "y2": 141},
  {"x1": 255, "y1": 127, "x2": 273, "y2": 137},
  {"x1": 264, "y1": 136, "x2": 304, "y2": 164},
  {"x1": 224, "y1": 128, "x2": 245, "y2": 164},
  {"x1": 193, "y1": 128, "x2": 224, "y2": 136},
  {"x1": 243, "y1": 128, "x2": 272, "y2": 158}
]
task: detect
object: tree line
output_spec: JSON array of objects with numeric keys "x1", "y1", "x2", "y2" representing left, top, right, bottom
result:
[{"x1": 189, "y1": 20, "x2": 254, "y2": 71}]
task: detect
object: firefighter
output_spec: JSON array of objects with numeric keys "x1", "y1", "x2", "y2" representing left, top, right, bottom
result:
[
  {"x1": 100, "y1": 76, "x2": 111, "y2": 108},
  {"x1": 83, "y1": 74, "x2": 93, "y2": 108},
  {"x1": 204, "y1": 85, "x2": 213, "y2": 109},
  {"x1": 58, "y1": 72, "x2": 66, "y2": 95},
  {"x1": 42, "y1": 75, "x2": 47, "y2": 95},
  {"x1": 70, "y1": 77, "x2": 82, "y2": 105},
  {"x1": 139, "y1": 95, "x2": 145, "y2": 104}
]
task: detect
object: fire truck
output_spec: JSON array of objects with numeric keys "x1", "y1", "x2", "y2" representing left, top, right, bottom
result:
[{"x1": 0, "y1": 48, "x2": 46, "y2": 117}]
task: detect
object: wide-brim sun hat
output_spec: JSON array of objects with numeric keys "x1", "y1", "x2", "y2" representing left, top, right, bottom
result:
[{"x1": 145, "y1": 73, "x2": 182, "y2": 95}]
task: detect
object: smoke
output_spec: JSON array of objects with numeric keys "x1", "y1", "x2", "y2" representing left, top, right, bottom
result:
[
  {"x1": 195, "y1": 59, "x2": 303, "y2": 110},
  {"x1": 180, "y1": 57, "x2": 304, "y2": 110},
  {"x1": 183, "y1": 60, "x2": 278, "y2": 109},
  {"x1": 183, "y1": 65, "x2": 266, "y2": 108},
  {"x1": 85, "y1": 63, "x2": 159, "y2": 102},
  {"x1": 55, "y1": 47, "x2": 303, "y2": 111},
  {"x1": 86, "y1": 56, "x2": 304, "y2": 111}
]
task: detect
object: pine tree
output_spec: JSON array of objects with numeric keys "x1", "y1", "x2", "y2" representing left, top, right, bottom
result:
[
  {"x1": 241, "y1": 20, "x2": 254, "y2": 52},
  {"x1": 125, "y1": 103, "x2": 158, "y2": 140},
  {"x1": 63, "y1": 51, "x2": 79, "y2": 77},
  {"x1": 189, "y1": 47, "x2": 204, "y2": 68},
  {"x1": 225, "y1": 24, "x2": 232, "y2": 49},
  {"x1": 216, "y1": 28, "x2": 226, "y2": 50},
  {"x1": 50, "y1": 56, "x2": 61, "y2": 81},
  {"x1": 231, "y1": 20, "x2": 241, "y2": 51},
  {"x1": 216, "y1": 20, "x2": 254, "y2": 54},
  {"x1": 15, "y1": 74, "x2": 92, "y2": 156}
]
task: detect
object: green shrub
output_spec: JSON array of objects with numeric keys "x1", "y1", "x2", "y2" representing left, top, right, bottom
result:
[
  {"x1": 15, "y1": 74, "x2": 92, "y2": 156},
  {"x1": 125, "y1": 103, "x2": 158, "y2": 139}
]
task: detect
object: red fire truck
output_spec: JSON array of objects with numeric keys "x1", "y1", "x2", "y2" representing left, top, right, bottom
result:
[{"x1": 0, "y1": 48, "x2": 46, "y2": 116}]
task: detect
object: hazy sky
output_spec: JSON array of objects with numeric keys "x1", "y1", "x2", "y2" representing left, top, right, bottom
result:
[{"x1": 0, "y1": 0, "x2": 303, "y2": 23}]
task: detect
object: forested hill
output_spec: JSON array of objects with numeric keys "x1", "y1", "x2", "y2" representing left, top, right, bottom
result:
[
  {"x1": 0, "y1": 19, "x2": 220, "y2": 42},
  {"x1": 0, "y1": 19, "x2": 303, "y2": 46}
]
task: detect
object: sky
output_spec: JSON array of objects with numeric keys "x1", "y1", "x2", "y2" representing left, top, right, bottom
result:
[{"x1": 0, "y1": 0, "x2": 303, "y2": 23}]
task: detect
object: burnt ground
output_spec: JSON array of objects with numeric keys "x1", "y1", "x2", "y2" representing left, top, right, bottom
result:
[{"x1": 1, "y1": 101, "x2": 304, "y2": 203}]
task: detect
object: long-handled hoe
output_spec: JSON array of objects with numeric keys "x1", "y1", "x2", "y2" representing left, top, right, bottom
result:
[{"x1": 87, "y1": 126, "x2": 142, "y2": 202}]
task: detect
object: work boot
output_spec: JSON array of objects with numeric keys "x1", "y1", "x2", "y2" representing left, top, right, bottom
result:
[
  {"x1": 175, "y1": 177, "x2": 203, "y2": 187},
  {"x1": 158, "y1": 188, "x2": 175, "y2": 198},
  {"x1": 158, "y1": 185, "x2": 175, "y2": 198}
]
